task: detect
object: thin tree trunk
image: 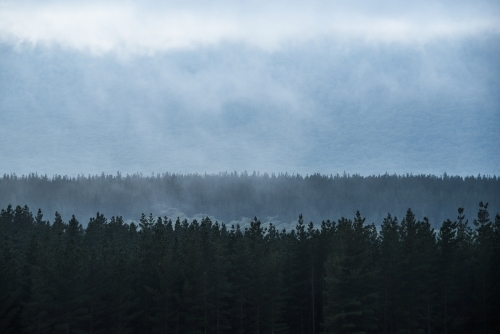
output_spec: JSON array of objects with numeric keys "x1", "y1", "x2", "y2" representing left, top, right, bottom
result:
[
  {"x1": 256, "y1": 305, "x2": 260, "y2": 334},
  {"x1": 427, "y1": 299, "x2": 431, "y2": 334},
  {"x1": 271, "y1": 295, "x2": 275, "y2": 334},
  {"x1": 461, "y1": 298, "x2": 465, "y2": 334},
  {"x1": 240, "y1": 293, "x2": 244, "y2": 334},
  {"x1": 204, "y1": 272, "x2": 207, "y2": 334},
  {"x1": 482, "y1": 276, "x2": 486, "y2": 330},
  {"x1": 216, "y1": 266, "x2": 221, "y2": 334},
  {"x1": 217, "y1": 296, "x2": 220, "y2": 334},
  {"x1": 90, "y1": 308, "x2": 93, "y2": 334},
  {"x1": 311, "y1": 264, "x2": 315, "y2": 334},
  {"x1": 444, "y1": 285, "x2": 447, "y2": 334},
  {"x1": 384, "y1": 283, "x2": 388, "y2": 334},
  {"x1": 165, "y1": 303, "x2": 168, "y2": 334}
]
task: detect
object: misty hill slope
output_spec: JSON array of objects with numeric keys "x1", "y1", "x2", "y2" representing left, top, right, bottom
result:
[{"x1": 1, "y1": 172, "x2": 498, "y2": 228}]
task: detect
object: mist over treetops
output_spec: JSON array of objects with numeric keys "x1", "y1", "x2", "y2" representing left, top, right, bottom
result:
[{"x1": 1, "y1": 172, "x2": 498, "y2": 228}]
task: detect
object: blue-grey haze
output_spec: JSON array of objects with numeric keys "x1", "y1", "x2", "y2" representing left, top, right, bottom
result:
[
  {"x1": 0, "y1": 0, "x2": 499, "y2": 176},
  {"x1": 1, "y1": 37, "x2": 499, "y2": 176}
]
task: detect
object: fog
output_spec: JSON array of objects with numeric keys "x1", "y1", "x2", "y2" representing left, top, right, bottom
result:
[
  {"x1": 2, "y1": 0, "x2": 499, "y2": 54},
  {"x1": 0, "y1": 0, "x2": 499, "y2": 176}
]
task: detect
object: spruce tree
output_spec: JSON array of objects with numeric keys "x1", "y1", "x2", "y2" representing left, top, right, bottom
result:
[{"x1": 323, "y1": 212, "x2": 378, "y2": 334}]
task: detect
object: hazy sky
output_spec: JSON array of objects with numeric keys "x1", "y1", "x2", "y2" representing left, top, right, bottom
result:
[{"x1": 1, "y1": 0, "x2": 499, "y2": 177}]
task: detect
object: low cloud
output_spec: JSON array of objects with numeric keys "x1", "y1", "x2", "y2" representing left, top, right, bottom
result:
[
  {"x1": 0, "y1": 0, "x2": 499, "y2": 176},
  {"x1": 0, "y1": 0, "x2": 498, "y2": 55}
]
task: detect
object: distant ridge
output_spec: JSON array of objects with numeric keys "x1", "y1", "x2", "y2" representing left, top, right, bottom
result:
[{"x1": 1, "y1": 172, "x2": 498, "y2": 228}]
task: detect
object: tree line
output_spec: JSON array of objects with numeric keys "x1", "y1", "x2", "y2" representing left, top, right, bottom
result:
[
  {"x1": 1, "y1": 172, "x2": 499, "y2": 227},
  {"x1": 0, "y1": 202, "x2": 499, "y2": 333}
]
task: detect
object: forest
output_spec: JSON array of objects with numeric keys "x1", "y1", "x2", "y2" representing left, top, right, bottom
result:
[
  {"x1": 0, "y1": 172, "x2": 499, "y2": 228},
  {"x1": 1, "y1": 202, "x2": 499, "y2": 333}
]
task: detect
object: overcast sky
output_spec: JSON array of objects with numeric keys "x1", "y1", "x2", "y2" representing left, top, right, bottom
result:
[{"x1": 1, "y1": 0, "x2": 499, "y2": 177}]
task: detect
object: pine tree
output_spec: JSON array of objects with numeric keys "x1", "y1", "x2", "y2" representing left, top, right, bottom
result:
[
  {"x1": 209, "y1": 221, "x2": 233, "y2": 334},
  {"x1": 378, "y1": 213, "x2": 400, "y2": 333},
  {"x1": 323, "y1": 212, "x2": 378, "y2": 334},
  {"x1": 284, "y1": 215, "x2": 313, "y2": 334},
  {"x1": 263, "y1": 223, "x2": 287, "y2": 334},
  {"x1": 472, "y1": 202, "x2": 496, "y2": 332},
  {"x1": 0, "y1": 236, "x2": 24, "y2": 333},
  {"x1": 397, "y1": 209, "x2": 437, "y2": 332},
  {"x1": 438, "y1": 217, "x2": 458, "y2": 333},
  {"x1": 228, "y1": 223, "x2": 250, "y2": 334},
  {"x1": 492, "y1": 213, "x2": 500, "y2": 331}
]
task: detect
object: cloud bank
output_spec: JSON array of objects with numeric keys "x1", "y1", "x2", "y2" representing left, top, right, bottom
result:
[
  {"x1": 1, "y1": 0, "x2": 499, "y2": 54},
  {"x1": 0, "y1": 0, "x2": 499, "y2": 177}
]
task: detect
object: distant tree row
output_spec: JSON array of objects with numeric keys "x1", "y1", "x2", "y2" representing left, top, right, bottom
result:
[
  {"x1": 1, "y1": 202, "x2": 499, "y2": 333},
  {"x1": 0, "y1": 172, "x2": 499, "y2": 227}
]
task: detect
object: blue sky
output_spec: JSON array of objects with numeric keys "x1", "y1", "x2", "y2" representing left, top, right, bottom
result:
[{"x1": 1, "y1": 0, "x2": 499, "y2": 176}]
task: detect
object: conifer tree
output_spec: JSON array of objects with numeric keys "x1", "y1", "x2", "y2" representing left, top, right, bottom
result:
[
  {"x1": 472, "y1": 202, "x2": 496, "y2": 332},
  {"x1": 0, "y1": 236, "x2": 23, "y2": 333},
  {"x1": 378, "y1": 213, "x2": 400, "y2": 332},
  {"x1": 228, "y1": 224, "x2": 250, "y2": 334},
  {"x1": 323, "y1": 212, "x2": 378, "y2": 334}
]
